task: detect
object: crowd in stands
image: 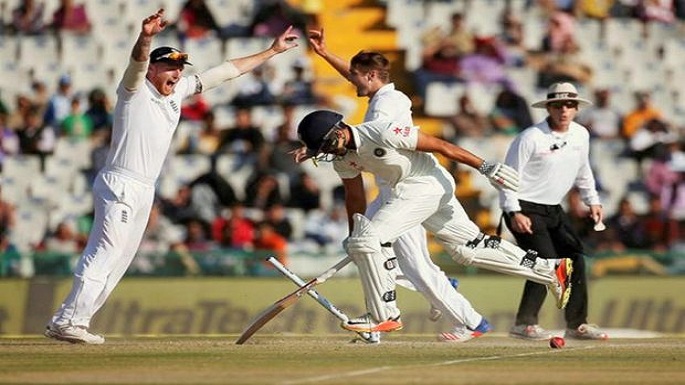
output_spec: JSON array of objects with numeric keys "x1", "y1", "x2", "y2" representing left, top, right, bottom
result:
[{"x1": 1, "y1": 0, "x2": 685, "y2": 277}]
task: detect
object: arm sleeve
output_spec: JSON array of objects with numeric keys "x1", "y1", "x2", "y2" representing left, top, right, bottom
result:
[
  {"x1": 196, "y1": 60, "x2": 242, "y2": 92},
  {"x1": 121, "y1": 57, "x2": 149, "y2": 91},
  {"x1": 574, "y1": 138, "x2": 601, "y2": 206},
  {"x1": 499, "y1": 135, "x2": 529, "y2": 212}
]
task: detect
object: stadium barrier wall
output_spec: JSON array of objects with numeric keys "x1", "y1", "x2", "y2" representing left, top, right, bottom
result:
[{"x1": 0, "y1": 276, "x2": 683, "y2": 336}]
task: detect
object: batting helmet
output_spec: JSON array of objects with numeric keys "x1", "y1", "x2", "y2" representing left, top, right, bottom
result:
[{"x1": 297, "y1": 110, "x2": 343, "y2": 156}]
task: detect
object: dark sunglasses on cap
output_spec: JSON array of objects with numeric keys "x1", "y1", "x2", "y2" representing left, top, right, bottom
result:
[
  {"x1": 548, "y1": 100, "x2": 579, "y2": 109},
  {"x1": 157, "y1": 52, "x2": 189, "y2": 62}
]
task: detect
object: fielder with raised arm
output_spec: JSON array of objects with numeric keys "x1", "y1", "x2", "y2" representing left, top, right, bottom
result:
[
  {"x1": 44, "y1": 9, "x2": 298, "y2": 344},
  {"x1": 308, "y1": 28, "x2": 489, "y2": 343},
  {"x1": 294, "y1": 110, "x2": 573, "y2": 334}
]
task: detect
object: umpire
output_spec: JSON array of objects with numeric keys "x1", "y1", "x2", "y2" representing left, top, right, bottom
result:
[{"x1": 499, "y1": 82, "x2": 608, "y2": 341}]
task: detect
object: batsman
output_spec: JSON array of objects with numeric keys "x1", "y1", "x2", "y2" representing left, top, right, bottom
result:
[{"x1": 294, "y1": 111, "x2": 574, "y2": 334}]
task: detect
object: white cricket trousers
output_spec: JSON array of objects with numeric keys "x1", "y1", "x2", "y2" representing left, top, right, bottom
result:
[
  {"x1": 51, "y1": 169, "x2": 155, "y2": 328},
  {"x1": 366, "y1": 185, "x2": 483, "y2": 330}
]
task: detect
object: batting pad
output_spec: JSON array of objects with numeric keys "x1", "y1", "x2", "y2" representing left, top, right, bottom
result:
[
  {"x1": 347, "y1": 214, "x2": 400, "y2": 322},
  {"x1": 448, "y1": 234, "x2": 556, "y2": 286}
]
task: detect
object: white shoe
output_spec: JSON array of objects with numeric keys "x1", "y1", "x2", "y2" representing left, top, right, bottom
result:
[
  {"x1": 438, "y1": 318, "x2": 491, "y2": 343},
  {"x1": 342, "y1": 313, "x2": 403, "y2": 333},
  {"x1": 509, "y1": 324, "x2": 551, "y2": 340},
  {"x1": 353, "y1": 331, "x2": 381, "y2": 344},
  {"x1": 565, "y1": 324, "x2": 608, "y2": 340},
  {"x1": 45, "y1": 323, "x2": 105, "y2": 344}
]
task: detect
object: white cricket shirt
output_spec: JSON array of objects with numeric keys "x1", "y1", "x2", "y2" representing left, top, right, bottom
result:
[
  {"x1": 334, "y1": 120, "x2": 452, "y2": 191},
  {"x1": 499, "y1": 119, "x2": 601, "y2": 212},
  {"x1": 105, "y1": 77, "x2": 197, "y2": 184},
  {"x1": 364, "y1": 83, "x2": 414, "y2": 201}
]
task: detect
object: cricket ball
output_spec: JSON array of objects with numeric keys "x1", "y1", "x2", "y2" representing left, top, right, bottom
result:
[{"x1": 549, "y1": 336, "x2": 565, "y2": 349}]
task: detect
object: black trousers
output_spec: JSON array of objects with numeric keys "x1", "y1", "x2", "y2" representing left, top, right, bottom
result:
[{"x1": 504, "y1": 200, "x2": 588, "y2": 329}]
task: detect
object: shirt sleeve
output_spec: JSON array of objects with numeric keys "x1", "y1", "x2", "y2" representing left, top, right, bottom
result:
[
  {"x1": 378, "y1": 123, "x2": 419, "y2": 150},
  {"x1": 574, "y1": 134, "x2": 601, "y2": 206},
  {"x1": 499, "y1": 133, "x2": 531, "y2": 212}
]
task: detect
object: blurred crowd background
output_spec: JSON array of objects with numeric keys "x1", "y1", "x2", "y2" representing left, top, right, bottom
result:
[{"x1": 1, "y1": 0, "x2": 684, "y2": 279}]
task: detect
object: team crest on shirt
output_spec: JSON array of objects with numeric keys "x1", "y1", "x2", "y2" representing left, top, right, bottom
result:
[
  {"x1": 374, "y1": 148, "x2": 386, "y2": 157},
  {"x1": 392, "y1": 126, "x2": 411, "y2": 137}
]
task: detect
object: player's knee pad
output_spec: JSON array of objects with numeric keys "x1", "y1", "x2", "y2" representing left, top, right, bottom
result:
[
  {"x1": 347, "y1": 213, "x2": 399, "y2": 322},
  {"x1": 447, "y1": 232, "x2": 545, "y2": 274}
]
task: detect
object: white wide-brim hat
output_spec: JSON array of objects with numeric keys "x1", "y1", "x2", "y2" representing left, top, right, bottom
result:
[{"x1": 531, "y1": 82, "x2": 593, "y2": 108}]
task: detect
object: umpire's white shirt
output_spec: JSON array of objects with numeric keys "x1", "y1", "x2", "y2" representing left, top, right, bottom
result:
[
  {"x1": 106, "y1": 76, "x2": 197, "y2": 184},
  {"x1": 499, "y1": 119, "x2": 601, "y2": 212}
]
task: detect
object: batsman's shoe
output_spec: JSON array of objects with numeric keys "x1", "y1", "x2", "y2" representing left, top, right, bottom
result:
[
  {"x1": 438, "y1": 317, "x2": 491, "y2": 343},
  {"x1": 352, "y1": 331, "x2": 381, "y2": 344},
  {"x1": 45, "y1": 323, "x2": 105, "y2": 345},
  {"x1": 549, "y1": 258, "x2": 573, "y2": 309},
  {"x1": 565, "y1": 324, "x2": 608, "y2": 340},
  {"x1": 509, "y1": 324, "x2": 551, "y2": 340},
  {"x1": 342, "y1": 313, "x2": 403, "y2": 333},
  {"x1": 428, "y1": 277, "x2": 460, "y2": 322}
]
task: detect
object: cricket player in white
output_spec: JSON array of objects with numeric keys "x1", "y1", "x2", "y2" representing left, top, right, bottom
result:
[
  {"x1": 45, "y1": 9, "x2": 298, "y2": 344},
  {"x1": 294, "y1": 111, "x2": 574, "y2": 334},
  {"x1": 308, "y1": 29, "x2": 487, "y2": 342}
]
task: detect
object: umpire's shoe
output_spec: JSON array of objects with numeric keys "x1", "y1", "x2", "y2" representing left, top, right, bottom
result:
[
  {"x1": 45, "y1": 322, "x2": 105, "y2": 344},
  {"x1": 342, "y1": 313, "x2": 403, "y2": 333}
]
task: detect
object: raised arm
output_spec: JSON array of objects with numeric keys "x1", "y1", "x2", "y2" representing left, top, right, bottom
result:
[
  {"x1": 308, "y1": 28, "x2": 352, "y2": 79},
  {"x1": 122, "y1": 9, "x2": 168, "y2": 91},
  {"x1": 198, "y1": 26, "x2": 299, "y2": 91}
]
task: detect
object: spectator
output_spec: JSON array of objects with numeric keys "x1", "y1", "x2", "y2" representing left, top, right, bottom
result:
[
  {"x1": 16, "y1": 105, "x2": 56, "y2": 163},
  {"x1": 534, "y1": 36, "x2": 593, "y2": 88},
  {"x1": 287, "y1": 171, "x2": 320, "y2": 212},
  {"x1": 183, "y1": 218, "x2": 215, "y2": 253},
  {"x1": 132, "y1": 201, "x2": 199, "y2": 276},
  {"x1": 60, "y1": 95, "x2": 93, "y2": 141},
  {"x1": 642, "y1": 194, "x2": 671, "y2": 251},
  {"x1": 0, "y1": 185, "x2": 17, "y2": 237},
  {"x1": 489, "y1": 82, "x2": 534, "y2": 136},
  {"x1": 253, "y1": 221, "x2": 288, "y2": 266},
  {"x1": 0, "y1": 115, "x2": 20, "y2": 171},
  {"x1": 50, "y1": 0, "x2": 92, "y2": 35},
  {"x1": 84, "y1": 88, "x2": 112, "y2": 133},
  {"x1": 11, "y1": 0, "x2": 46, "y2": 35},
  {"x1": 86, "y1": 127, "x2": 110, "y2": 184},
  {"x1": 230, "y1": 64, "x2": 277, "y2": 107},
  {"x1": 645, "y1": 139, "x2": 682, "y2": 198},
  {"x1": 264, "y1": 104, "x2": 307, "y2": 180},
  {"x1": 218, "y1": 106, "x2": 266, "y2": 170},
  {"x1": 413, "y1": 39, "x2": 463, "y2": 106},
  {"x1": 458, "y1": 36, "x2": 509, "y2": 87},
  {"x1": 605, "y1": 197, "x2": 650, "y2": 250},
  {"x1": 180, "y1": 93, "x2": 211, "y2": 122},
  {"x1": 43, "y1": 75, "x2": 74, "y2": 131},
  {"x1": 498, "y1": 8, "x2": 527, "y2": 67},
  {"x1": 176, "y1": 0, "x2": 221, "y2": 40},
  {"x1": 444, "y1": 93, "x2": 490, "y2": 139},
  {"x1": 43, "y1": 220, "x2": 82, "y2": 253},
  {"x1": 249, "y1": 0, "x2": 308, "y2": 38},
  {"x1": 7, "y1": 94, "x2": 34, "y2": 130},
  {"x1": 575, "y1": 88, "x2": 623, "y2": 139},
  {"x1": 628, "y1": 117, "x2": 678, "y2": 172},
  {"x1": 213, "y1": 202, "x2": 255, "y2": 249},
  {"x1": 637, "y1": 0, "x2": 676, "y2": 24},
  {"x1": 621, "y1": 90, "x2": 663, "y2": 140},
  {"x1": 244, "y1": 170, "x2": 283, "y2": 210},
  {"x1": 160, "y1": 184, "x2": 203, "y2": 226},
  {"x1": 30, "y1": 81, "x2": 50, "y2": 117},
  {"x1": 279, "y1": 58, "x2": 320, "y2": 106},
  {"x1": 194, "y1": 110, "x2": 223, "y2": 155},
  {"x1": 263, "y1": 203, "x2": 293, "y2": 240},
  {"x1": 302, "y1": 202, "x2": 347, "y2": 252},
  {"x1": 540, "y1": 11, "x2": 576, "y2": 53}
]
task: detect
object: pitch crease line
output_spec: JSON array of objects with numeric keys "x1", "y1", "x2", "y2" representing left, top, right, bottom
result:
[{"x1": 278, "y1": 345, "x2": 597, "y2": 385}]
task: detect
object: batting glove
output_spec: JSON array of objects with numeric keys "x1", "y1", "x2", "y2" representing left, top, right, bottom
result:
[{"x1": 478, "y1": 160, "x2": 519, "y2": 192}]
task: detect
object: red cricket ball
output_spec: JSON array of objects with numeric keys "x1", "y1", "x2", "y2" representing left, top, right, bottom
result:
[{"x1": 549, "y1": 336, "x2": 565, "y2": 349}]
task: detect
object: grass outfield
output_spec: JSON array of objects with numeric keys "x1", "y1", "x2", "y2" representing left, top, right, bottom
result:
[{"x1": 1, "y1": 334, "x2": 683, "y2": 384}]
